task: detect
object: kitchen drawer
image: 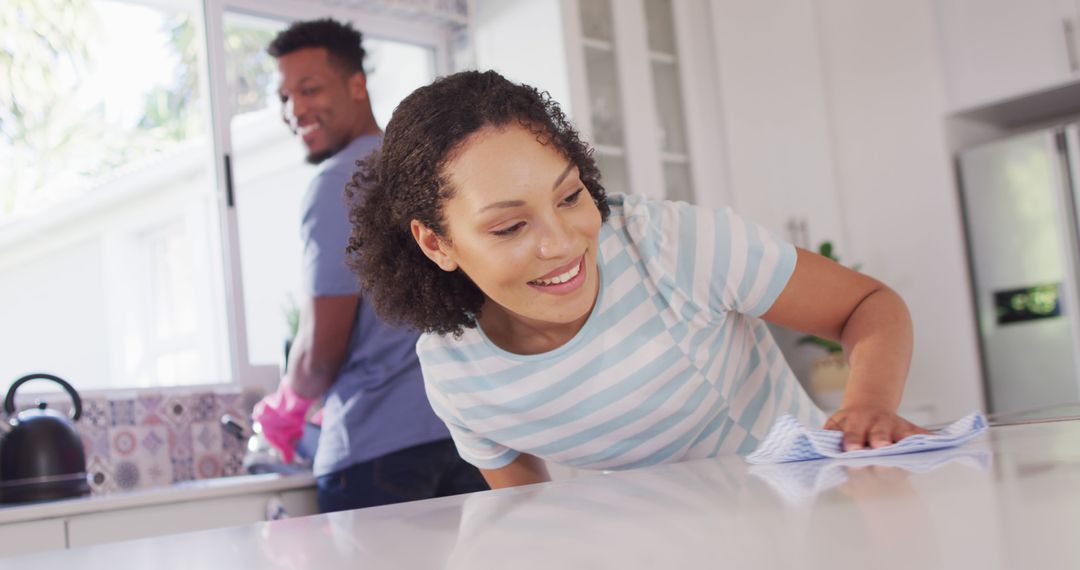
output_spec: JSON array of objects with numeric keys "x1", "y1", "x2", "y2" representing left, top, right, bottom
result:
[
  {"x1": 66, "y1": 494, "x2": 271, "y2": 548},
  {"x1": 277, "y1": 488, "x2": 318, "y2": 518},
  {"x1": 0, "y1": 517, "x2": 67, "y2": 556}
]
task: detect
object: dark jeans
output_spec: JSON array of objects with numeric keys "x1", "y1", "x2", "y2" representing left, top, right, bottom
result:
[{"x1": 316, "y1": 438, "x2": 489, "y2": 513}]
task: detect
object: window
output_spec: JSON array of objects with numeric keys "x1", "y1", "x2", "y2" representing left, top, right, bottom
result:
[
  {"x1": 1, "y1": 0, "x2": 457, "y2": 391},
  {"x1": 0, "y1": 0, "x2": 230, "y2": 390}
]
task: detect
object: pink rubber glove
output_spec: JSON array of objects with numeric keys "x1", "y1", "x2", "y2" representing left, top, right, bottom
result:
[{"x1": 252, "y1": 384, "x2": 314, "y2": 464}]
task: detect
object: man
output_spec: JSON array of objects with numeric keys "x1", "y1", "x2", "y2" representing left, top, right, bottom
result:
[{"x1": 254, "y1": 18, "x2": 488, "y2": 513}]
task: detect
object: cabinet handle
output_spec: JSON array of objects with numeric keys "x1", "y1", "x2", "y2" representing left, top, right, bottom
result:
[{"x1": 1065, "y1": 19, "x2": 1080, "y2": 73}]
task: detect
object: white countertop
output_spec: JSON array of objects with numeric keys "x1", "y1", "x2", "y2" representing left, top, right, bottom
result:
[
  {"x1": 3, "y1": 419, "x2": 1080, "y2": 569},
  {"x1": 0, "y1": 472, "x2": 315, "y2": 525}
]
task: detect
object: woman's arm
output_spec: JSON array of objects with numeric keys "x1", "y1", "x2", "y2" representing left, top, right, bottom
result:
[
  {"x1": 762, "y1": 248, "x2": 929, "y2": 450},
  {"x1": 479, "y1": 453, "x2": 551, "y2": 489}
]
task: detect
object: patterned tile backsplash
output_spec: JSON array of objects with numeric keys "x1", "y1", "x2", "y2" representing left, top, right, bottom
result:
[{"x1": 16, "y1": 388, "x2": 262, "y2": 496}]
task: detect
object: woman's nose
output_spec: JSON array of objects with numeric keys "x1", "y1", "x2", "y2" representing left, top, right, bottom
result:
[{"x1": 536, "y1": 218, "x2": 574, "y2": 259}]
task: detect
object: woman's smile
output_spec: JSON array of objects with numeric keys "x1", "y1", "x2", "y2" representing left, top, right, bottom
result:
[{"x1": 527, "y1": 254, "x2": 587, "y2": 294}]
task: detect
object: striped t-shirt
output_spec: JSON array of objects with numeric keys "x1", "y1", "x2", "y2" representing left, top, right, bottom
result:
[{"x1": 417, "y1": 194, "x2": 825, "y2": 471}]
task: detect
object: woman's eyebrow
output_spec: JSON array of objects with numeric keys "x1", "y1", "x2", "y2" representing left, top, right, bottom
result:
[
  {"x1": 478, "y1": 200, "x2": 526, "y2": 213},
  {"x1": 552, "y1": 162, "x2": 575, "y2": 190}
]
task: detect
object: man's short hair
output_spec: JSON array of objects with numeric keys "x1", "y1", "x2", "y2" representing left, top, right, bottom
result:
[{"x1": 267, "y1": 18, "x2": 366, "y2": 76}]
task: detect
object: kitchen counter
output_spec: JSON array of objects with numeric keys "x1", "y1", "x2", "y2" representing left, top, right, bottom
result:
[
  {"x1": 3, "y1": 419, "x2": 1079, "y2": 569},
  {"x1": 0, "y1": 472, "x2": 315, "y2": 525}
]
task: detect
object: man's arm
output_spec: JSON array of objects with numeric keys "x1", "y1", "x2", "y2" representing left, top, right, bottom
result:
[
  {"x1": 285, "y1": 294, "x2": 360, "y2": 399},
  {"x1": 479, "y1": 453, "x2": 551, "y2": 489}
]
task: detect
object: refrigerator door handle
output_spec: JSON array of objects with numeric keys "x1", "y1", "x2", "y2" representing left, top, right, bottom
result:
[{"x1": 1059, "y1": 126, "x2": 1080, "y2": 398}]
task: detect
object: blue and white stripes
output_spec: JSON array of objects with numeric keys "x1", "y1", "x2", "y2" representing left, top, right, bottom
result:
[{"x1": 418, "y1": 194, "x2": 825, "y2": 471}]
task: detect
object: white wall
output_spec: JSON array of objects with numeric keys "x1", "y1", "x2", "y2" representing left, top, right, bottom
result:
[
  {"x1": 813, "y1": 0, "x2": 985, "y2": 421},
  {"x1": 472, "y1": 0, "x2": 576, "y2": 122}
]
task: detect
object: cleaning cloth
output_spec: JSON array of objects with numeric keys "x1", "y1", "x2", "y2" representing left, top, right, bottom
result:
[
  {"x1": 745, "y1": 411, "x2": 988, "y2": 465},
  {"x1": 748, "y1": 446, "x2": 991, "y2": 507}
]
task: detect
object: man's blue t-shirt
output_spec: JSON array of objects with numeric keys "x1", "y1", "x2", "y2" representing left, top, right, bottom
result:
[{"x1": 300, "y1": 134, "x2": 449, "y2": 477}]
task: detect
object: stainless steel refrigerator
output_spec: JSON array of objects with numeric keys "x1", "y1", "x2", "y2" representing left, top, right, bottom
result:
[{"x1": 958, "y1": 123, "x2": 1080, "y2": 414}]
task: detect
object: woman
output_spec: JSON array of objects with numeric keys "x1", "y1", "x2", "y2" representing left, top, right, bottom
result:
[{"x1": 346, "y1": 70, "x2": 927, "y2": 489}]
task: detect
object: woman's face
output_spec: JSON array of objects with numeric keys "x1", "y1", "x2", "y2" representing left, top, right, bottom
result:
[{"x1": 421, "y1": 124, "x2": 603, "y2": 334}]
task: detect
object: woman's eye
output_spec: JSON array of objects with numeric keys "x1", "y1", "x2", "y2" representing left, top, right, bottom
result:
[
  {"x1": 492, "y1": 222, "x2": 525, "y2": 237},
  {"x1": 561, "y1": 188, "x2": 584, "y2": 206}
]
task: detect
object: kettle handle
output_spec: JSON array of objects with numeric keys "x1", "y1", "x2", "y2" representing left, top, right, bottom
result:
[{"x1": 4, "y1": 373, "x2": 82, "y2": 421}]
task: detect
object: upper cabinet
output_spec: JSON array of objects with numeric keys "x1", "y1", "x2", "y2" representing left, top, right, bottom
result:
[
  {"x1": 707, "y1": 0, "x2": 846, "y2": 250},
  {"x1": 472, "y1": 0, "x2": 729, "y2": 209},
  {"x1": 936, "y1": 0, "x2": 1080, "y2": 110}
]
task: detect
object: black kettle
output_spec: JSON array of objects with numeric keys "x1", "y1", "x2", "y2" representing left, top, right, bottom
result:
[{"x1": 0, "y1": 373, "x2": 91, "y2": 504}]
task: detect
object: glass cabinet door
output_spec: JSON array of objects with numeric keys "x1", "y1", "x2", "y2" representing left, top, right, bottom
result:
[
  {"x1": 644, "y1": 0, "x2": 694, "y2": 203},
  {"x1": 571, "y1": 0, "x2": 696, "y2": 203},
  {"x1": 577, "y1": 0, "x2": 630, "y2": 195}
]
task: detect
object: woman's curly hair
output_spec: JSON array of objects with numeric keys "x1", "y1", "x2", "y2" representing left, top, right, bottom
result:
[{"x1": 345, "y1": 70, "x2": 609, "y2": 337}]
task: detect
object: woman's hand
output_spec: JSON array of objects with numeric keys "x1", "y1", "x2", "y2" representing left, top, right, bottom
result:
[{"x1": 824, "y1": 406, "x2": 930, "y2": 451}]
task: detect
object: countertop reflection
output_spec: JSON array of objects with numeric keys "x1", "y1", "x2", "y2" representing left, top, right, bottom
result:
[{"x1": 4, "y1": 419, "x2": 1079, "y2": 569}]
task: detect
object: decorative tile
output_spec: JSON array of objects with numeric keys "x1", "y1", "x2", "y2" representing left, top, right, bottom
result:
[
  {"x1": 140, "y1": 425, "x2": 168, "y2": 457},
  {"x1": 80, "y1": 425, "x2": 111, "y2": 459},
  {"x1": 87, "y1": 455, "x2": 116, "y2": 495},
  {"x1": 171, "y1": 457, "x2": 194, "y2": 483},
  {"x1": 81, "y1": 397, "x2": 111, "y2": 429},
  {"x1": 160, "y1": 394, "x2": 192, "y2": 430},
  {"x1": 168, "y1": 424, "x2": 193, "y2": 462},
  {"x1": 195, "y1": 454, "x2": 223, "y2": 479},
  {"x1": 110, "y1": 427, "x2": 139, "y2": 458},
  {"x1": 109, "y1": 399, "x2": 136, "y2": 426},
  {"x1": 192, "y1": 422, "x2": 221, "y2": 454},
  {"x1": 140, "y1": 456, "x2": 173, "y2": 487},
  {"x1": 222, "y1": 451, "x2": 244, "y2": 477},
  {"x1": 216, "y1": 392, "x2": 242, "y2": 418},
  {"x1": 190, "y1": 392, "x2": 216, "y2": 422},
  {"x1": 135, "y1": 393, "x2": 165, "y2": 425},
  {"x1": 67, "y1": 388, "x2": 268, "y2": 494},
  {"x1": 114, "y1": 460, "x2": 141, "y2": 491}
]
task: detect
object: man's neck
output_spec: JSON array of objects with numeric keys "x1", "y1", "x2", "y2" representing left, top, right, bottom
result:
[{"x1": 349, "y1": 113, "x2": 382, "y2": 141}]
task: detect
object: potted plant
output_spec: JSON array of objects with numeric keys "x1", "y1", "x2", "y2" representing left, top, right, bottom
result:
[{"x1": 798, "y1": 241, "x2": 859, "y2": 411}]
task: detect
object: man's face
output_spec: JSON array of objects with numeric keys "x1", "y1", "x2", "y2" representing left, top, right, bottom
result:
[{"x1": 275, "y1": 47, "x2": 367, "y2": 164}]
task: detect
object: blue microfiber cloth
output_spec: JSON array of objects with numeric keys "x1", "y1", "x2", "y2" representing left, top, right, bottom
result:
[{"x1": 745, "y1": 411, "x2": 988, "y2": 465}]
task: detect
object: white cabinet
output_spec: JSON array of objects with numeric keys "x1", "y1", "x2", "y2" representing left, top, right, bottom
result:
[
  {"x1": 473, "y1": 0, "x2": 729, "y2": 209},
  {"x1": 936, "y1": 0, "x2": 1080, "y2": 110},
  {"x1": 707, "y1": 0, "x2": 846, "y2": 249},
  {"x1": 65, "y1": 494, "x2": 272, "y2": 548},
  {"x1": 0, "y1": 518, "x2": 67, "y2": 557},
  {"x1": 0, "y1": 483, "x2": 318, "y2": 556},
  {"x1": 65, "y1": 487, "x2": 318, "y2": 549}
]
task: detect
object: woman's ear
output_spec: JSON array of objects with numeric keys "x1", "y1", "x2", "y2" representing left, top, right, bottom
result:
[{"x1": 411, "y1": 220, "x2": 459, "y2": 272}]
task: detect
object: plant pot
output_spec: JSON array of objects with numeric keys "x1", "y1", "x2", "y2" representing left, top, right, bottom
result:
[{"x1": 809, "y1": 352, "x2": 849, "y2": 411}]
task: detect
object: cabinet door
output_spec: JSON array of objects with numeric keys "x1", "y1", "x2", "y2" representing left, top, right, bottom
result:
[
  {"x1": 66, "y1": 494, "x2": 271, "y2": 548},
  {"x1": 0, "y1": 518, "x2": 67, "y2": 557},
  {"x1": 936, "y1": 0, "x2": 1080, "y2": 110},
  {"x1": 708, "y1": 0, "x2": 845, "y2": 249}
]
